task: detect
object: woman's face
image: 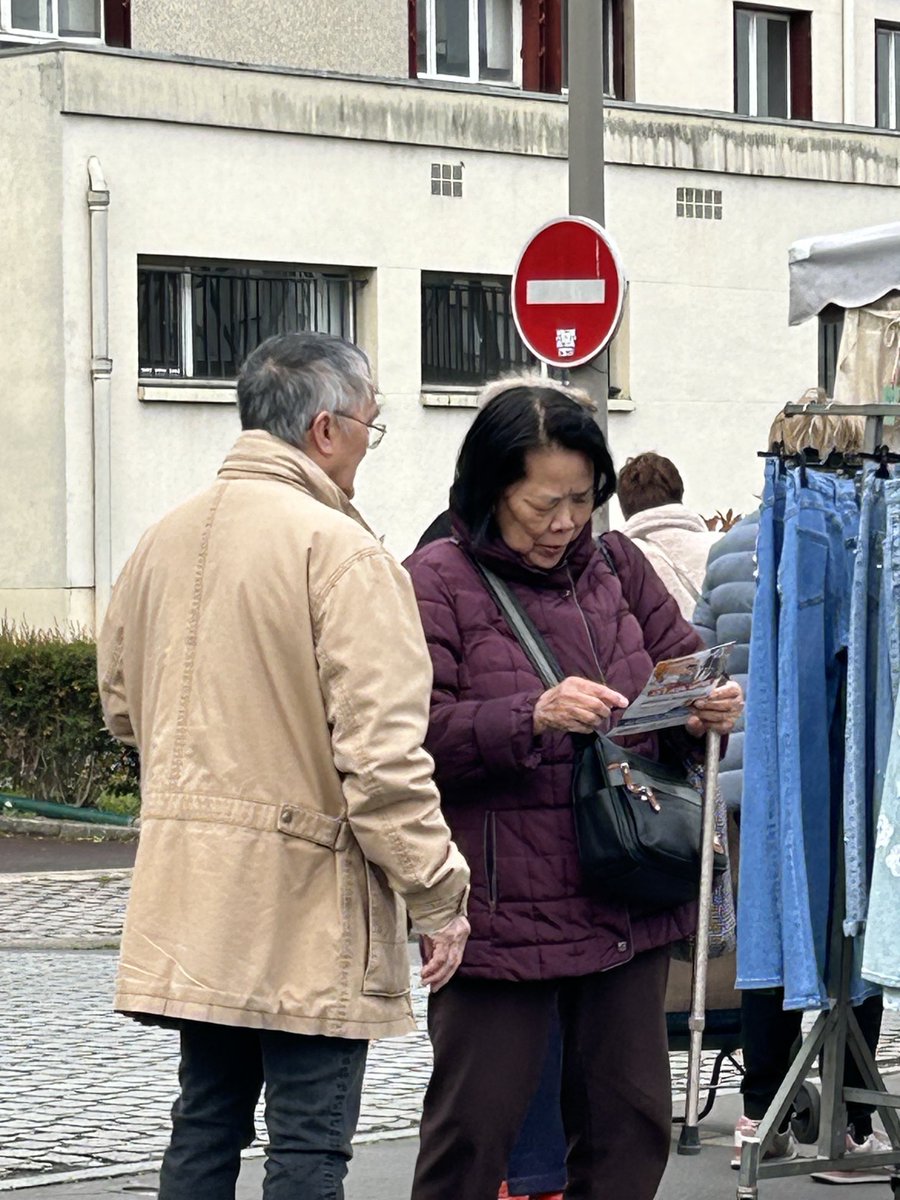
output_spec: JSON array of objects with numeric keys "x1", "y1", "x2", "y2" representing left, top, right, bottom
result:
[{"x1": 495, "y1": 445, "x2": 595, "y2": 569}]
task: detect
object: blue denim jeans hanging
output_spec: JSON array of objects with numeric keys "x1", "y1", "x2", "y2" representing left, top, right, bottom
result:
[
  {"x1": 737, "y1": 460, "x2": 787, "y2": 992},
  {"x1": 875, "y1": 477, "x2": 900, "y2": 803},
  {"x1": 843, "y1": 467, "x2": 884, "y2": 940},
  {"x1": 862, "y1": 682, "x2": 900, "y2": 1000},
  {"x1": 776, "y1": 469, "x2": 858, "y2": 1011}
]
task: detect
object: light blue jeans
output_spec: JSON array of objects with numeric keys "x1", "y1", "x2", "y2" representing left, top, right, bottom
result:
[
  {"x1": 776, "y1": 470, "x2": 857, "y2": 1010},
  {"x1": 737, "y1": 461, "x2": 787, "y2": 992},
  {"x1": 862, "y1": 687, "x2": 900, "y2": 994},
  {"x1": 875, "y1": 477, "x2": 900, "y2": 804},
  {"x1": 843, "y1": 467, "x2": 884, "y2": 940},
  {"x1": 863, "y1": 475, "x2": 900, "y2": 1000}
]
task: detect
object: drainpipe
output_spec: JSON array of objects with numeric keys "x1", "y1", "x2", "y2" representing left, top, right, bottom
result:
[
  {"x1": 87, "y1": 157, "x2": 112, "y2": 630},
  {"x1": 843, "y1": 0, "x2": 855, "y2": 125}
]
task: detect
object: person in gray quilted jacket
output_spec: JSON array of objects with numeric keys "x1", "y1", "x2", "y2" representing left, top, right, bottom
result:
[{"x1": 691, "y1": 512, "x2": 759, "y2": 812}]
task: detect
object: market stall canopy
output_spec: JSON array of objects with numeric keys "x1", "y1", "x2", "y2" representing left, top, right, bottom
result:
[{"x1": 788, "y1": 221, "x2": 900, "y2": 325}]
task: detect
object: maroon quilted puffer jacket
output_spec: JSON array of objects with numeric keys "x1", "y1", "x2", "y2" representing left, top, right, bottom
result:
[{"x1": 405, "y1": 520, "x2": 705, "y2": 981}]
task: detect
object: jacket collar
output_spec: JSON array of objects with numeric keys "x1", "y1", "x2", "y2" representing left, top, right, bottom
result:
[
  {"x1": 218, "y1": 430, "x2": 375, "y2": 534},
  {"x1": 452, "y1": 513, "x2": 597, "y2": 590},
  {"x1": 621, "y1": 503, "x2": 710, "y2": 540}
]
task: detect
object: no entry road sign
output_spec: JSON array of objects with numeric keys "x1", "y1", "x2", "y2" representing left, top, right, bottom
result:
[{"x1": 512, "y1": 217, "x2": 626, "y2": 368}]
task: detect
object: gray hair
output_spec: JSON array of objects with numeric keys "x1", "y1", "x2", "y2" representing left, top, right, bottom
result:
[{"x1": 237, "y1": 332, "x2": 372, "y2": 447}]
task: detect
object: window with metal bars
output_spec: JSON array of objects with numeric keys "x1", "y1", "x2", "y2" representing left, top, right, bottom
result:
[
  {"x1": 421, "y1": 274, "x2": 535, "y2": 387},
  {"x1": 137, "y1": 262, "x2": 364, "y2": 380}
]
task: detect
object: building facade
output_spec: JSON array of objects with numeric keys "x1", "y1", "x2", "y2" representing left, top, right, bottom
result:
[{"x1": 1, "y1": 0, "x2": 900, "y2": 627}]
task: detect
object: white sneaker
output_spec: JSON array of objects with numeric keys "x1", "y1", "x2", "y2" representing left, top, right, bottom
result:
[
  {"x1": 811, "y1": 1131, "x2": 895, "y2": 1184},
  {"x1": 731, "y1": 1114, "x2": 798, "y2": 1170}
]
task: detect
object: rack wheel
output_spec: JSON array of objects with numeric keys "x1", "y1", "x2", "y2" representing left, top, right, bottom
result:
[{"x1": 790, "y1": 1083, "x2": 821, "y2": 1145}]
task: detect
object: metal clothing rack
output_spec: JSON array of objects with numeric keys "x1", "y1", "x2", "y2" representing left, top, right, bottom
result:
[{"x1": 737, "y1": 404, "x2": 900, "y2": 1197}]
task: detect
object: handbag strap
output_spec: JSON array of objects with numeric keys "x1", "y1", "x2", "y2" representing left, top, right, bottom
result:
[{"x1": 471, "y1": 561, "x2": 564, "y2": 691}]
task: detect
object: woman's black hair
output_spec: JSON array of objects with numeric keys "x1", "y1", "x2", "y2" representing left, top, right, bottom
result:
[{"x1": 449, "y1": 383, "x2": 617, "y2": 543}]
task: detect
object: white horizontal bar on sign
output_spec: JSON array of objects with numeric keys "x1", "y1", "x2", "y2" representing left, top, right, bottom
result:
[{"x1": 526, "y1": 279, "x2": 606, "y2": 305}]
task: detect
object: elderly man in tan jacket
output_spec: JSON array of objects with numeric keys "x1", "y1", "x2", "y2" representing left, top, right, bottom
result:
[{"x1": 97, "y1": 332, "x2": 470, "y2": 1200}]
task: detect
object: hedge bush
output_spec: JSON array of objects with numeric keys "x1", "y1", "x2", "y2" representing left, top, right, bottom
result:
[{"x1": 0, "y1": 620, "x2": 139, "y2": 809}]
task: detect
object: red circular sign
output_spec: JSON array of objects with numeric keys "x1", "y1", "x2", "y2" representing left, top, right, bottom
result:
[{"x1": 512, "y1": 217, "x2": 626, "y2": 368}]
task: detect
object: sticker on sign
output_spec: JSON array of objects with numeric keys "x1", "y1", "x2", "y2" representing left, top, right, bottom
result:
[{"x1": 512, "y1": 217, "x2": 626, "y2": 368}]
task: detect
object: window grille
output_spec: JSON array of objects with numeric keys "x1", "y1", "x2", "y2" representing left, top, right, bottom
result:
[
  {"x1": 137, "y1": 263, "x2": 364, "y2": 380},
  {"x1": 422, "y1": 275, "x2": 535, "y2": 387},
  {"x1": 676, "y1": 187, "x2": 723, "y2": 220},
  {"x1": 431, "y1": 163, "x2": 464, "y2": 197}
]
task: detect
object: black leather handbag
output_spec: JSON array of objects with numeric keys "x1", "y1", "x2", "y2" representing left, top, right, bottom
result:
[{"x1": 475, "y1": 560, "x2": 726, "y2": 912}]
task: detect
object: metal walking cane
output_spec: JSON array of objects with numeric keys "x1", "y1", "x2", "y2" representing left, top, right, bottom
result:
[{"x1": 677, "y1": 730, "x2": 722, "y2": 1155}]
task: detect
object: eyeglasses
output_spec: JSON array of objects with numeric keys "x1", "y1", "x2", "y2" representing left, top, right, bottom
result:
[{"x1": 335, "y1": 410, "x2": 386, "y2": 449}]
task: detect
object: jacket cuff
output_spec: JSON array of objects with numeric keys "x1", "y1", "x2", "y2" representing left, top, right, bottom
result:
[
  {"x1": 407, "y1": 884, "x2": 470, "y2": 936},
  {"x1": 472, "y1": 691, "x2": 545, "y2": 775}
]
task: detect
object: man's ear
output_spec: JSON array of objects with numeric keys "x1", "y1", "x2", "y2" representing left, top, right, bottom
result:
[{"x1": 306, "y1": 410, "x2": 335, "y2": 459}]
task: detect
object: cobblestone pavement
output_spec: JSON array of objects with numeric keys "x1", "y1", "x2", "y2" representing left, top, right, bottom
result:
[
  {"x1": 0, "y1": 871, "x2": 131, "y2": 948},
  {"x1": 3, "y1": 872, "x2": 900, "y2": 1188}
]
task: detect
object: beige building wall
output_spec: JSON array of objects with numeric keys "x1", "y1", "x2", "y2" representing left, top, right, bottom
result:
[
  {"x1": 4, "y1": 42, "x2": 900, "y2": 626},
  {"x1": 633, "y1": 0, "x2": 897, "y2": 127},
  {"x1": 0, "y1": 52, "x2": 93, "y2": 628},
  {"x1": 130, "y1": 0, "x2": 409, "y2": 79}
]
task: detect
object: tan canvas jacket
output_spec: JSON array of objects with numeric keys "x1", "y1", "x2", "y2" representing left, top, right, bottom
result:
[{"x1": 98, "y1": 430, "x2": 470, "y2": 1039}]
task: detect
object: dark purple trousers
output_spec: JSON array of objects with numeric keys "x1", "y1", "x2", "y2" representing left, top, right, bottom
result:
[{"x1": 411, "y1": 947, "x2": 672, "y2": 1200}]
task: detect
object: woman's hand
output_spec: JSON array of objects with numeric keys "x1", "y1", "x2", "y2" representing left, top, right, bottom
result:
[
  {"x1": 533, "y1": 677, "x2": 629, "y2": 735},
  {"x1": 685, "y1": 680, "x2": 744, "y2": 738}
]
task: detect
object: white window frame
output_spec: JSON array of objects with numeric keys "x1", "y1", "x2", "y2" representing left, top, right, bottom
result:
[
  {"x1": 738, "y1": 8, "x2": 792, "y2": 119},
  {"x1": 418, "y1": 0, "x2": 523, "y2": 88},
  {"x1": 0, "y1": 0, "x2": 104, "y2": 42},
  {"x1": 876, "y1": 25, "x2": 900, "y2": 131}
]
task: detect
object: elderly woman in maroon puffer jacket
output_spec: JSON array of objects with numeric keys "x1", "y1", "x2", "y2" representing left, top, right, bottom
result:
[{"x1": 406, "y1": 379, "x2": 743, "y2": 1200}]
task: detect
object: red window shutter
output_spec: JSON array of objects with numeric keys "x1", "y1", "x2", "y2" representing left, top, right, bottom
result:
[
  {"x1": 409, "y1": 0, "x2": 418, "y2": 78},
  {"x1": 104, "y1": 0, "x2": 130, "y2": 48},
  {"x1": 542, "y1": 0, "x2": 562, "y2": 94},
  {"x1": 522, "y1": 0, "x2": 541, "y2": 91},
  {"x1": 789, "y1": 10, "x2": 812, "y2": 119},
  {"x1": 522, "y1": 0, "x2": 562, "y2": 94}
]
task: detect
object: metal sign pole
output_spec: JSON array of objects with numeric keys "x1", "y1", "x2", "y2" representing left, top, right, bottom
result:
[
  {"x1": 567, "y1": 0, "x2": 610, "y2": 451},
  {"x1": 677, "y1": 730, "x2": 721, "y2": 1154}
]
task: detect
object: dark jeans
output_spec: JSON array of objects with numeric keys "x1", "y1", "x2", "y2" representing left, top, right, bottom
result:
[
  {"x1": 741, "y1": 989, "x2": 883, "y2": 1139},
  {"x1": 506, "y1": 1017, "x2": 566, "y2": 1194},
  {"x1": 158, "y1": 1020, "x2": 368, "y2": 1200},
  {"x1": 412, "y1": 948, "x2": 672, "y2": 1200}
]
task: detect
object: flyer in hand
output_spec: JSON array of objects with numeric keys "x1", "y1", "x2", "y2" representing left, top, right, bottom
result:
[{"x1": 607, "y1": 642, "x2": 735, "y2": 739}]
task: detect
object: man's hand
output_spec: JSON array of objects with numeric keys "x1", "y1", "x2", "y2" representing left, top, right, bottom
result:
[
  {"x1": 420, "y1": 914, "x2": 470, "y2": 992},
  {"x1": 533, "y1": 677, "x2": 629, "y2": 736}
]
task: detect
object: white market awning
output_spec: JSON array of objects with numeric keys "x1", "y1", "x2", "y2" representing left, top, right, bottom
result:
[{"x1": 788, "y1": 221, "x2": 900, "y2": 325}]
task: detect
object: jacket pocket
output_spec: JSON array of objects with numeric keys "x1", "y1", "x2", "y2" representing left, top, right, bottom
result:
[
  {"x1": 362, "y1": 862, "x2": 410, "y2": 998},
  {"x1": 483, "y1": 811, "x2": 499, "y2": 911}
]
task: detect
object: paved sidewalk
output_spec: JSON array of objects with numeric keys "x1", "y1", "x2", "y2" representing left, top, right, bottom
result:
[
  {"x1": 13, "y1": 1093, "x2": 900, "y2": 1199},
  {"x1": 4, "y1": 869, "x2": 900, "y2": 1191}
]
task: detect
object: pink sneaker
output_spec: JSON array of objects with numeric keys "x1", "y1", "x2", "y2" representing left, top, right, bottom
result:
[
  {"x1": 731, "y1": 1113, "x2": 798, "y2": 1170},
  {"x1": 811, "y1": 1131, "x2": 894, "y2": 1184}
]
